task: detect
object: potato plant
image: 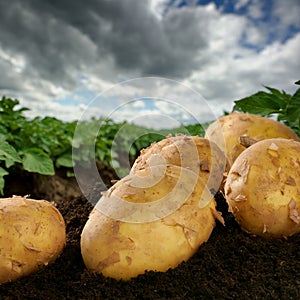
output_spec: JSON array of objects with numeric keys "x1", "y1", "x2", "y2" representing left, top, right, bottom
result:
[{"x1": 0, "y1": 97, "x2": 205, "y2": 194}]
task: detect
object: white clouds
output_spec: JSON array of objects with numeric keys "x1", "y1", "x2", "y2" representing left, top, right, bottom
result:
[
  {"x1": 258, "y1": 33, "x2": 300, "y2": 88},
  {"x1": 150, "y1": 0, "x2": 169, "y2": 18},
  {"x1": 270, "y1": 0, "x2": 300, "y2": 42},
  {"x1": 0, "y1": 0, "x2": 299, "y2": 128},
  {"x1": 188, "y1": 31, "x2": 300, "y2": 117},
  {"x1": 0, "y1": 47, "x2": 26, "y2": 74},
  {"x1": 23, "y1": 97, "x2": 87, "y2": 121},
  {"x1": 234, "y1": 0, "x2": 251, "y2": 11},
  {"x1": 247, "y1": 0, "x2": 264, "y2": 19},
  {"x1": 208, "y1": 13, "x2": 246, "y2": 55},
  {"x1": 73, "y1": 77, "x2": 217, "y2": 129},
  {"x1": 273, "y1": 0, "x2": 300, "y2": 29},
  {"x1": 243, "y1": 23, "x2": 266, "y2": 46}
]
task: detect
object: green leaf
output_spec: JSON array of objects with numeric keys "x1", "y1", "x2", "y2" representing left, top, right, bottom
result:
[
  {"x1": 263, "y1": 86, "x2": 290, "y2": 108},
  {"x1": 232, "y1": 84, "x2": 299, "y2": 137},
  {"x1": 0, "y1": 134, "x2": 7, "y2": 142},
  {"x1": 0, "y1": 166, "x2": 9, "y2": 194},
  {"x1": 285, "y1": 88, "x2": 300, "y2": 134},
  {"x1": 111, "y1": 159, "x2": 120, "y2": 169},
  {"x1": 66, "y1": 170, "x2": 74, "y2": 177},
  {"x1": 56, "y1": 153, "x2": 74, "y2": 168},
  {"x1": 233, "y1": 90, "x2": 286, "y2": 116},
  {"x1": 0, "y1": 140, "x2": 22, "y2": 167},
  {"x1": 22, "y1": 148, "x2": 55, "y2": 175}
]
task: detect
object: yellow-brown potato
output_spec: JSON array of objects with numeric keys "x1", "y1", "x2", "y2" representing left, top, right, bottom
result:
[
  {"x1": 132, "y1": 135, "x2": 228, "y2": 193},
  {"x1": 205, "y1": 112, "x2": 300, "y2": 166},
  {"x1": 225, "y1": 138, "x2": 300, "y2": 238},
  {"x1": 0, "y1": 196, "x2": 66, "y2": 284},
  {"x1": 81, "y1": 164, "x2": 218, "y2": 280}
]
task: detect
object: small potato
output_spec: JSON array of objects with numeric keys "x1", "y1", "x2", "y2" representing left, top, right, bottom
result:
[
  {"x1": 0, "y1": 196, "x2": 66, "y2": 284},
  {"x1": 225, "y1": 138, "x2": 300, "y2": 238},
  {"x1": 81, "y1": 164, "x2": 218, "y2": 280},
  {"x1": 205, "y1": 112, "x2": 300, "y2": 166},
  {"x1": 132, "y1": 135, "x2": 228, "y2": 193}
]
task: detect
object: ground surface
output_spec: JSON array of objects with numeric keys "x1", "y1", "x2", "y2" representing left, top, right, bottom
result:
[{"x1": 1, "y1": 169, "x2": 300, "y2": 300}]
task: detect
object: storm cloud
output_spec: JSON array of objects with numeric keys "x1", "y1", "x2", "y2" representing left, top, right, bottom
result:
[
  {"x1": 0, "y1": 0, "x2": 211, "y2": 91},
  {"x1": 0, "y1": 0, "x2": 299, "y2": 123}
]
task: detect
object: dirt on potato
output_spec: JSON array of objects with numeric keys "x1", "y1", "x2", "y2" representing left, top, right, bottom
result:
[{"x1": 1, "y1": 168, "x2": 300, "y2": 299}]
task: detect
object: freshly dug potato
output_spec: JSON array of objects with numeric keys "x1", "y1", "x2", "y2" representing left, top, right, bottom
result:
[
  {"x1": 81, "y1": 164, "x2": 219, "y2": 280},
  {"x1": 132, "y1": 135, "x2": 228, "y2": 194},
  {"x1": 0, "y1": 196, "x2": 66, "y2": 284},
  {"x1": 205, "y1": 112, "x2": 300, "y2": 166},
  {"x1": 225, "y1": 138, "x2": 300, "y2": 238}
]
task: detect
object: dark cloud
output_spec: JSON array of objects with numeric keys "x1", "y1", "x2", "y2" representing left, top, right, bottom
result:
[
  {"x1": 0, "y1": 0, "x2": 209, "y2": 93},
  {"x1": 0, "y1": 0, "x2": 97, "y2": 89},
  {"x1": 0, "y1": 0, "x2": 299, "y2": 123},
  {"x1": 0, "y1": 59, "x2": 24, "y2": 91}
]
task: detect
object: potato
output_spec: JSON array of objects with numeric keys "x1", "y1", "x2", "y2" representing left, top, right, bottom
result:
[
  {"x1": 225, "y1": 138, "x2": 300, "y2": 238},
  {"x1": 132, "y1": 135, "x2": 228, "y2": 194},
  {"x1": 0, "y1": 196, "x2": 66, "y2": 284},
  {"x1": 81, "y1": 162, "x2": 219, "y2": 280},
  {"x1": 81, "y1": 165, "x2": 217, "y2": 280},
  {"x1": 205, "y1": 112, "x2": 300, "y2": 166}
]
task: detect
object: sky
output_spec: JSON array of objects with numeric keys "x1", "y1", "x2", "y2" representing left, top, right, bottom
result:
[{"x1": 0, "y1": 0, "x2": 299, "y2": 129}]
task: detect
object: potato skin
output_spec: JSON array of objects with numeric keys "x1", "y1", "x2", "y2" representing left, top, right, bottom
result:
[
  {"x1": 81, "y1": 203, "x2": 215, "y2": 280},
  {"x1": 132, "y1": 135, "x2": 228, "y2": 193},
  {"x1": 225, "y1": 138, "x2": 300, "y2": 238},
  {"x1": 81, "y1": 163, "x2": 217, "y2": 280},
  {"x1": 0, "y1": 196, "x2": 66, "y2": 284},
  {"x1": 205, "y1": 112, "x2": 300, "y2": 166}
]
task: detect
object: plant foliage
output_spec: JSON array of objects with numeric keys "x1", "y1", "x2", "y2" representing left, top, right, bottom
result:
[
  {"x1": 233, "y1": 81, "x2": 300, "y2": 136},
  {"x1": 0, "y1": 96, "x2": 204, "y2": 194},
  {"x1": 0, "y1": 81, "x2": 297, "y2": 194}
]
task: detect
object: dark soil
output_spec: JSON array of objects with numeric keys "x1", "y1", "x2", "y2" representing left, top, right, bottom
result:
[{"x1": 1, "y1": 169, "x2": 300, "y2": 300}]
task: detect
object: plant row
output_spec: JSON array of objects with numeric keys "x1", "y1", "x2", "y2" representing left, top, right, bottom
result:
[
  {"x1": 0, "y1": 97, "x2": 205, "y2": 194},
  {"x1": 0, "y1": 80, "x2": 298, "y2": 194}
]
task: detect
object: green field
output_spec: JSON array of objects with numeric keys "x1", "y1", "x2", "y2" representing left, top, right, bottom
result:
[{"x1": 0, "y1": 81, "x2": 299, "y2": 194}]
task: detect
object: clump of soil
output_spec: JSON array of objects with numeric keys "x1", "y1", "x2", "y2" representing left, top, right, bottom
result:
[{"x1": 1, "y1": 171, "x2": 300, "y2": 299}]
